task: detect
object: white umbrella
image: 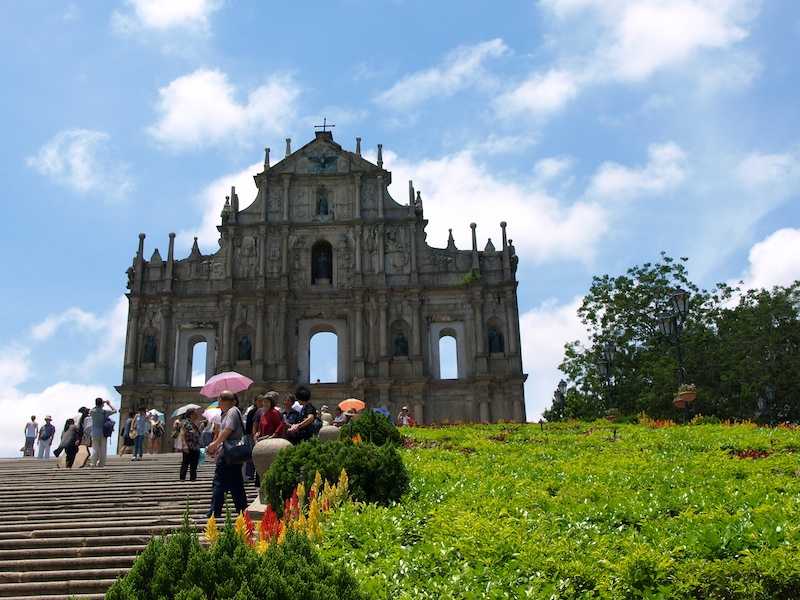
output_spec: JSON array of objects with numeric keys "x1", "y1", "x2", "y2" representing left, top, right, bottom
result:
[
  {"x1": 147, "y1": 409, "x2": 165, "y2": 423},
  {"x1": 170, "y1": 403, "x2": 201, "y2": 419},
  {"x1": 202, "y1": 407, "x2": 222, "y2": 425}
]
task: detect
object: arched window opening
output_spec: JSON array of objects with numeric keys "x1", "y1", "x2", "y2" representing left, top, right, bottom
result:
[
  {"x1": 190, "y1": 341, "x2": 208, "y2": 387},
  {"x1": 310, "y1": 331, "x2": 338, "y2": 383},
  {"x1": 438, "y1": 335, "x2": 458, "y2": 379}
]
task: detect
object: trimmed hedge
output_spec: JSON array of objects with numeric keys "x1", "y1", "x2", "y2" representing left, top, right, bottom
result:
[
  {"x1": 338, "y1": 409, "x2": 403, "y2": 447},
  {"x1": 262, "y1": 438, "x2": 408, "y2": 516},
  {"x1": 105, "y1": 514, "x2": 371, "y2": 599}
]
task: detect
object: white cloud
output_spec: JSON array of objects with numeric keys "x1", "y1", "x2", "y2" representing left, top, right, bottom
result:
[
  {"x1": 376, "y1": 39, "x2": 509, "y2": 109},
  {"x1": 385, "y1": 149, "x2": 607, "y2": 263},
  {"x1": 25, "y1": 129, "x2": 133, "y2": 199},
  {"x1": 112, "y1": 0, "x2": 223, "y2": 35},
  {"x1": 735, "y1": 151, "x2": 800, "y2": 186},
  {"x1": 603, "y1": 1, "x2": 750, "y2": 80},
  {"x1": 740, "y1": 229, "x2": 800, "y2": 291},
  {"x1": 519, "y1": 297, "x2": 587, "y2": 421},
  {"x1": 533, "y1": 155, "x2": 574, "y2": 184},
  {"x1": 147, "y1": 69, "x2": 300, "y2": 152},
  {"x1": 0, "y1": 380, "x2": 116, "y2": 458},
  {"x1": 0, "y1": 344, "x2": 120, "y2": 457},
  {"x1": 176, "y1": 161, "x2": 263, "y2": 251},
  {"x1": 496, "y1": 69, "x2": 580, "y2": 117},
  {"x1": 585, "y1": 142, "x2": 689, "y2": 200},
  {"x1": 29, "y1": 297, "x2": 128, "y2": 377},
  {"x1": 503, "y1": 0, "x2": 761, "y2": 118}
]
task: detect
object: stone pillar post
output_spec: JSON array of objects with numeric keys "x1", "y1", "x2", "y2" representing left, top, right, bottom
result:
[
  {"x1": 125, "y1": 299, "x2": 140, "y2": 369},
  {"x1": 354, "y1": 300, "x2": 364, "y2": 359},
  {"x1": 282, "y1": 176, "x2": 291, "y2": 221},
  {"x1": 255, "y1": 297, "x2": 265, "y2": 379},
  {"x1": 377, "y1": 175, "x2": 384, "y2": 219},
  {"x1": 221, "y1": 298, "x2": 232, "y2": 371},
  {"x1": 378, "y1": 296, "x2": 387, "y2": 357},
  {"x1": 258, "y1": 225, "x2": 267, "y2": 279},
  {"x1": 165, "y1": 233, "x2": 175, "y2": 292},
  {"x1": 354, "y1": 174, "x2": 361, "y2": 219},
  {"x1": 504, "y1": 291, "x2": 520, "y2": 356}
]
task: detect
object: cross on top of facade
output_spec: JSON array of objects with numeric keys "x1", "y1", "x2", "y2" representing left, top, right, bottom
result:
[{"x1": 314, "y1": 118, "x2": 335, "y2": 132}]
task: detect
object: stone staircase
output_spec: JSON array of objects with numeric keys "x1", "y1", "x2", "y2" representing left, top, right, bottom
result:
[{"x1": 0, "y1": 453, "x2": 258, "y2": 600}]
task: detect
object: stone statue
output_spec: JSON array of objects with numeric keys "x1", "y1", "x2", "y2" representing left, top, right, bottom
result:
[
  {"x1": 489, "y1": 325, "x2": 504, "y2": 354},
  {"x1": 318, "y1": 252, "x2": 330, "y2": 279},
  {"x1": 317, "y1": 192, "x2": 328, "y2": 216},
  {"x1": 394, "y1": 331, "x2": 409, "y2": 357},
  {"x1": 238, "y1": 334, "x2": 252, "y2": 361},
  {"x1": 142, "y1": 335, "x2": 157, "y2": 363}
]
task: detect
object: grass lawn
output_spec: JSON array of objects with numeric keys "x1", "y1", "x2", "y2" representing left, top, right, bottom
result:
[{"x1": 319, "y1": 421, "x2": 800, "y2": 599}]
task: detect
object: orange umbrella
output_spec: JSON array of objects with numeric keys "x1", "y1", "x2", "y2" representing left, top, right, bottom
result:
[{"x1": 338, "y1": 398, "x2": 365, "y2": 412}]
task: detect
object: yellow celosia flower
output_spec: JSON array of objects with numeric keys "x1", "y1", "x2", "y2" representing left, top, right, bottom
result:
[
  {"x1": 311, "y1": 471, "x2": 323, "y2": 499},
  {"x1": 256, "y1": 539, "x2": 269, "y2": 555},
  {"x1": 203, "y1": 515, "x2": 218, "y2": 545},
  {"x1": 337, "y1": 468, "x2": 349, "y2": 501},
  {"x1": 234, "y1": 512, "x2": 247, "y2": 543},
  {"x1": 307, "y1": 497, "x2": 322, "y2": 542},
  {"x1": 277, "y1": 524, "x2": 287, "y2": 545},
  {"x1": 297, "y1": 482, "x2": 306, "y2": 507}
]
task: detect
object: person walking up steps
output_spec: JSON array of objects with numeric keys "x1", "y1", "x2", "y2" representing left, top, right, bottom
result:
[{"x1": 89, "y1": 398, "x2": 117, "y2": 468}]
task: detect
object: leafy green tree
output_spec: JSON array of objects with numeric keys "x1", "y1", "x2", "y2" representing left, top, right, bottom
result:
[
  {"x1": 555, "y1": 253, "x2": 699, "y2": 420},
  {"x1": 548, "y1": 253, "x2": 800, "y2": 421}
]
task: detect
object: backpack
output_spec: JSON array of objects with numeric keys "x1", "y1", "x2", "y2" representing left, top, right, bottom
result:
[
  {"x1": 103, "y1": 416, "x2": 115, "y2": 438},
  {"x1": 310, "y1": 417, "x2": 324, "y2": 435}
]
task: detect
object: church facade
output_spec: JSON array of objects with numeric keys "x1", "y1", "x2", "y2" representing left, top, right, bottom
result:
[{"x1": 116, "y1": 131, "x2": 527, "y2": 434}]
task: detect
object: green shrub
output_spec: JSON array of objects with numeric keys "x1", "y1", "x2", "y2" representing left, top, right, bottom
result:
[
  {"x1": 262, "y1": 438, "x2": 409, "y2": 515},
  {"x1": 105, "y1": 514, "x2": 371, "y2": 599},
  {"x1": 338, "y1": 408, "x2": 403, "y2": 447}
]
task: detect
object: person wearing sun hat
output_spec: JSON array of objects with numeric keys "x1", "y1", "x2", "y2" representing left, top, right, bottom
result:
[{"x1": 37, "y1": 416, "x2": 56, "y2": 459}]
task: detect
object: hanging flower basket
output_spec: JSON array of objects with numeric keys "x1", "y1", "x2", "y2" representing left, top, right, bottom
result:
[
  {"x1": 673, "y1": 397, "x2": 688, "y2": 409},
  {"x1": 678, "y1": 391, "x2": 697, "y2": 403}
]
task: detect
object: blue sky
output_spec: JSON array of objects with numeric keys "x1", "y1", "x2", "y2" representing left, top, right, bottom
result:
[{"x1": 2, "y1": 0, "x2": 799, "y2": 456}]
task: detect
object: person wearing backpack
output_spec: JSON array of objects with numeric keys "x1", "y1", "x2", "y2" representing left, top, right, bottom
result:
[
  {"x1": 89, "y1": 398, "x2": 117, "y2": 468},
  {"x1": 287, "y1": 386, "x2": 320, "y2": 442}
]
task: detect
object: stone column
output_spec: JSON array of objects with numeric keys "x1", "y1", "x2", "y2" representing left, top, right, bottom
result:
[
  {"x1": 260, "y1": 179, "x2": 269, "y2": 222},
  {"x1": 378, "y1": 296, "x2": 387, "y2": 357},
  {"x1": 258, "y1": 225, "x2": 267, "y2": 279},
  {"x1": 255, "y1": 297, "x2": 265, "y2": 379},
  {"x1": 480, "y1": 399, "x2": 491, "y2": 423},
  {"x1": 354, "y1": 299, "x2": 364, "y2": 359},
  {"x1": 125, "y1": 299, "x2": 140, "y2": 369},
  {"x1": 282, "y1": 176, "x2": 291, "y2": 221},
  {"x1": 377, "y1": 225, "x2": 385, "y2": 278},
  {"x1": 354, "y1": 224, "x2": 362, "y2": 276},
  {"x1": 165, "y1": 233, "x2": 175, "y2": 293},
  {"x1": 158, "y1": 301, "x2": 171, "y2": 366},
  {"x1": 377, "y1": 175, "x2": 384, "y2": 219},
  {"x1": 410, "y1": 297, "x2": 422, "y2": 357},
  {"x1": 220, "y1": 298, "x2": 232, "y2": 370},
  {"x1": 504, "y1": 291, "x2": 519, "y2": 355},
  {"x1": 277, "y1": 295, "x2": 287, "y2": 379},
  {"x1": 354, "y1": 174, "x2": 362, "y2": 219}
]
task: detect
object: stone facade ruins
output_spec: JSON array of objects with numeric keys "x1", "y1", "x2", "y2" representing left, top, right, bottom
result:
[{"x1": 116, "y1": 131, "x2": 527, "y2": 436}]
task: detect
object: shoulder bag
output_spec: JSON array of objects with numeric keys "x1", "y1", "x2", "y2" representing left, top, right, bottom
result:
[{"x1": 223, "y1": 410, "x2": 255, "y2": 466}]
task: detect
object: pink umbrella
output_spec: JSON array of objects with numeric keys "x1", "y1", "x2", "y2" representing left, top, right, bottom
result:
[{"x1": 199, "y1": 371, "x2": 254, "y2": 398}]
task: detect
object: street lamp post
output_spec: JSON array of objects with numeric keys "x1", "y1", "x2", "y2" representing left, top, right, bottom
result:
[
  {"x1": 758, "y1": 386, "x2": 776, "y2": 426},
  {"x1": 658, "y1": 287, "x2": 691, "y2": 420},
  {"x1": 552, "y1": 379, "x2": 567, "y2": 420},
  {"x1": 596, "y1": 342, "x2": 616, "y2": 410}
]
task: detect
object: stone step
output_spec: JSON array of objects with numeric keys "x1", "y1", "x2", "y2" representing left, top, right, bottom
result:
[
  {"x1": 0, "y1": 454, "x2": 258, "y2": 599},
  {"x1": 0, "y1": 579, "x2": 118, "y2": 598}
]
